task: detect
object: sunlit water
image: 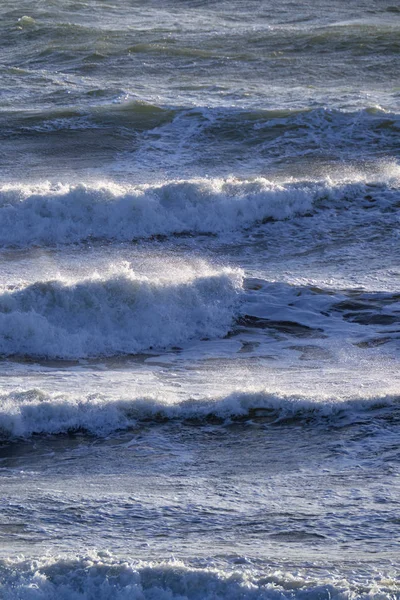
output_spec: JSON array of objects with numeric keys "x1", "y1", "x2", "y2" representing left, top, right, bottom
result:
[{"x1": 0, "y1": 1, "x2": 399, "y2": 598}]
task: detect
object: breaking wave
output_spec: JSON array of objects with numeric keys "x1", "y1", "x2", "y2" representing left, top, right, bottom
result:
[
  {"x1": 0, "y1": 554, "x2": 398, "y2": 600},
  {"x1": 0, "y1": 265, "x2": 243, "y2": 359},
  {"x1": 1, "y1": 388, "x2": 399, "y2": 440},
  {"x1": 0, "y1": 178, "x2": 313, "y2": 247},
  {"x1": 0, "y1": 171, "x2": 398, "y2": 247}
]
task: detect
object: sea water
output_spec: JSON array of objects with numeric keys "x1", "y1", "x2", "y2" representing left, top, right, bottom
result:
[{"x1": 0, "y1": 1, "x2": 399, "y2": 597}]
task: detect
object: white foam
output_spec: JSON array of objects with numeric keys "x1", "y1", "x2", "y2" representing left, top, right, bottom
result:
[
  {"x1": 0, "y1": 264, "x2": 243, "y2": 359},
  {"x1": 0, "y1": 387, "x2": 398, "y2": 440},
  {"x1": 0, "y1": 170, "x2": 398, "y2": 247},
  {"x1": 0, "y1": 554, "x2": 398, "y2": 600},
  {"x1": 0, "y1": 177, "x2": 327, "y2": 247}
]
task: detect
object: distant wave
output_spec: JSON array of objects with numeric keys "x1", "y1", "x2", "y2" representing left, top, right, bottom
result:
[
  {"x1": 0, "y1": 554, "x2": 398, "y2": 600},
  {"x1": 0, "y1": 100, "x2": 177, "y2": 134},
  {"x1": 0, "y1": 172, "x2": 398, "y2": 247},
  {"x1": 3, "y1": 103, "x2": 399, "y2": 148},
  {"x1": 1, "y1": 388, "x2": 398, "y2": 440},
  {"x1": 0, "y1": 265, "x2": 242, "y2": 359}
]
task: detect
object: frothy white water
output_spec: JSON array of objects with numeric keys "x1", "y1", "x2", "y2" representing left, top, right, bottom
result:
[
  {"x1": 0, "y1": 264, "x2": 243, "y2": 359},
  {"x1": 0, "y1": 169, "x2": 398, "y2": 247},
  {"x1": 0, "y1": 178, "x2": 314, "y2": 247},
  {"x1": 1, "y1": 387, "x2": 398, "y2": 440},
  {"x1": 0, "y1": 554, "x2": 398, "y2": 600}
]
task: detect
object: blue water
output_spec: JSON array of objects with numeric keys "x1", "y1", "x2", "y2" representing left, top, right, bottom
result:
[{"x1": 0, "y1": 1, "x2": 399, "y2": 597}]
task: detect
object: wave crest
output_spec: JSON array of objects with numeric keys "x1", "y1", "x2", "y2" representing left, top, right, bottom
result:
[
  {"x1": 0, "y1": 170, "x2": 398, "y2": 248},
  {"x1": 0, "y1": 178, "x2": 316, "y2": 247},
  {"x1": 1, "y1": 388, "x2": 398, "y2": 440},
  {"x1": 0, "y1": 265, "x2": 243, "y2": 359}
]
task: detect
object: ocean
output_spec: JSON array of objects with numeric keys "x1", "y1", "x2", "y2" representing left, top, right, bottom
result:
[{"x1": 0, "y1": 0, "x2": 399, "y2": 597}]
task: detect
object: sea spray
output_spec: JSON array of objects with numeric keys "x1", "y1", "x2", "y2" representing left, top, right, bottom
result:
[
  {"x1": 0, "y1": 171, "x2": 398, "y2": 247},
  {"x1": 0, "y1": 263, "x2": 243, "y2": 359},
  {"x1": 1, "y1": 554, "x2": 398, "y2": 600}
]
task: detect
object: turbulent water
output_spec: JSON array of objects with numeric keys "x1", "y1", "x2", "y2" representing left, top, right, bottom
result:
[{"x1": 0, "y1": 1, "x2": 400, "y2": 598}]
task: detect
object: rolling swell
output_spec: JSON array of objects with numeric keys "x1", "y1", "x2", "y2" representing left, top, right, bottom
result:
[
  {"x1": 1, "y1": 105, "x2": 398, "y2": 178},
  {"x1": 3, "y1": 104, "x2": 399, "y2": 149},
  {"x1": 0, "y1": 266, "x2": 243, "y2": 359},
  {"x1": 0, "y1": 174, "x2": 398, "y2": 247},
  {"x1": 1, "y1": 388, "x2": 399, "y2": 440},
  {"x1": 0, "y1": 101, "x2": 177, "y2": 134}
]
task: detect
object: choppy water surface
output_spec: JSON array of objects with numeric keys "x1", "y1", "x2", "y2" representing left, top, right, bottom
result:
[{"x1": 0, "y1": 0, "x2": 399, "y2": 598}]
